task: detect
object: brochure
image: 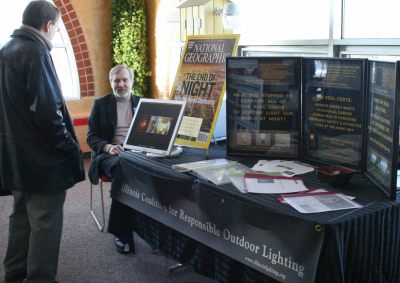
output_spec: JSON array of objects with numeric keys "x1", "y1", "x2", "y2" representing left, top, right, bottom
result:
[
  {"x1": 193, "y1": 163, "x2": 251, "y2": 185},
  {"x1": 252, "y1": 160, "x2": 314, "y2": 177},
  {"x1": 172, "y1": 158, "x2": 236, "y2": 172},
  {"x1": 244, "y1": 173, "x2": 309, "y2": 194},
  {"x1": 276, "y1": 188, "x2": 328, "y2": 204},
  {"x1": 228, "y1": 171, "x2": 282, "y2": 193},
  {"x1": 277, "y1": 188, "x2": 357, "y2": 204},
  {"x1": 282, "y1": 192, "x2": 362, "y2": 214},
  {"x1": 228, "y1": 172, "x2": 248, "y2": 193}
]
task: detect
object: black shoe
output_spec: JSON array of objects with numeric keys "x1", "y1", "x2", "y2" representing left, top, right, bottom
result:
[
  {"x1": 5, "y1": 273, "x2": 26, "y2": 283},
  {"x1": 114, "y1": 236, "x2": 135, "y2": 254},
  {"x1": 151, "y1": 247, "x2": 160, "y2": 254}
]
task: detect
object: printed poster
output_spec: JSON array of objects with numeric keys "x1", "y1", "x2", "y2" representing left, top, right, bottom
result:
[
  {"x1": 171, "y1": 34, "x2": 240, "y2": 149},
  {"x1": 365, "y1": 61, "x2": 400, "y2": 200},
  {"x1": 302, "y1": 58, "x2": 367, "y2": 169}
]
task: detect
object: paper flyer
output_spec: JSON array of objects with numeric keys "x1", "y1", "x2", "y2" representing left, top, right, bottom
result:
[
  {"x1": 172, "y1": 158, "x2": 236, "y2": 172},
  {"x1": 194, "y1": 162, "x2": 251, "y2": 185},
  {"x1": 282, "y1": 192, "x2": 362, "y2": 213},
  {"x1": 244, "y1": 173, "x2": 309, "y2": 194}
]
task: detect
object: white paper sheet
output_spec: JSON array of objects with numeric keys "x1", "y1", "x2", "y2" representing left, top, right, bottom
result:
[
  {"x1": 252, "y1": 160, "x2": 314, "y2": 177},
  {"x1": 244, "y1": 174, "x2": 309, "y2": 194},
  {"x1": 194, "y1": 163, "x2": 251, "y2": 185},
  {"x1": 172, "y1": 158, "x2": 236, "y2": 172},
  {"x1": 283, "y1": 193, "x2": 362, "y2": 213}
]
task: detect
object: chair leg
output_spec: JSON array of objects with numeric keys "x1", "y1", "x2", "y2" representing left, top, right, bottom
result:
[{"x1": 90, "y1": 181, "x2": 105, "y2": 231}]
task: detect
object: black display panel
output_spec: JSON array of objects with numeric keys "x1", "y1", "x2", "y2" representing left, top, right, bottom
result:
[
  {"x1": 365, "y1": 61, "x2": 400, "y2": 200},
  {"x1": 226, "y1": 57, "x2": 301, "y2": 158},
  {"x1": 302, "y1": 58, "x2": 367, "y2": 169}
]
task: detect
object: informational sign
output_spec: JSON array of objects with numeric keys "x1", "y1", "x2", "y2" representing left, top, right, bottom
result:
[
  {"x1": 113, "y1": 155, "x2": 324, "y2": 283},
  {"x1": 365, "y1": 61, "x2": 400, "y2": 200},
  {"x1": 302, "y1": 58, "x2": 367, "y2": 169},
  {"x1": 171, "y1": 34, "x2": 240, "y2": 149},
  {"x1": 226, "y1": 57, "x2": 301, "y2": 158}
]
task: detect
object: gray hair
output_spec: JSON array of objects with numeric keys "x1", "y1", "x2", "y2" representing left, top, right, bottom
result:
[
  {"x1": 22, "y1": 0, "x2": 60, "y2": 30},
  {"x1": 109, "y1": 65, "x2": 134, "y2": 82}
]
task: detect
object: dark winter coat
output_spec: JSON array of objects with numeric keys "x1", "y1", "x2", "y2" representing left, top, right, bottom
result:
[{"x1": 0, "y1": 28, "x2": 85, "y2": 194}]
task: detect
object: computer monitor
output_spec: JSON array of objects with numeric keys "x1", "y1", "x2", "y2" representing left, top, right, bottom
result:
[{"x1": 124, "y1": 98, "x2": 186, "y2": 156}]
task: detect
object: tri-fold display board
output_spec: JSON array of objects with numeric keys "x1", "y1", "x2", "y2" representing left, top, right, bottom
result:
[
  {"x1": 226, "y1": 57, "x2": 302, "y2": 158},
  {"x1": 365, "y1": 61, "x2": 400, "y2": 200},
  {"x1": 226, "y1": 57, "x2": 400, "y2": 200},
  {"x1": 303, "y1": 58, "x2": 367, "y2": 169}
]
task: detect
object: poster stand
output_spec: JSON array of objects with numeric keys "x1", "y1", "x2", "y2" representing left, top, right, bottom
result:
[{"x1": 170, "y1": 34, "x2": 240, "y2": 150}]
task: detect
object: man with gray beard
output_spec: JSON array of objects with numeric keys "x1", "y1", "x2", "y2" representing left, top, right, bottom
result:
[{"x1": 87, "y1": 64, "x2": 140, "y2": 254}]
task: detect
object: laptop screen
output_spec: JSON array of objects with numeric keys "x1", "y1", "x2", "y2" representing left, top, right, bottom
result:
[{"x1": 124, "y1": 98, "x2": 186, "y2": 155}]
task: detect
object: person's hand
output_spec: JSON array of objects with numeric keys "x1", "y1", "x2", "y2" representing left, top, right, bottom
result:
[{"x1": 108, "y1": 144, "x2": 124, "y2": 155}]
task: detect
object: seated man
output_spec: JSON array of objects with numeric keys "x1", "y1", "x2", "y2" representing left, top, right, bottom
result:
[{"x1": 87, "y1": 64, "x2": 139, "y2": 254}]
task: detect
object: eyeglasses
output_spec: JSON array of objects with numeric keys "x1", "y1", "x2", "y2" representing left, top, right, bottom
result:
[{"x1": 50, "y1": 21, "x2": 59, "y2": 31}]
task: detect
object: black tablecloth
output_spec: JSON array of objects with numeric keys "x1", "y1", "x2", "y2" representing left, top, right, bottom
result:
[{"x1": 112, "y1": 145, "x2": 400, "y2": 283}]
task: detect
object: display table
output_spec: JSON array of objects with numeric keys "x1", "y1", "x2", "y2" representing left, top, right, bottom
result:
[{"x1": 111, "y1": 145, "x2": 400, "y2": 283}]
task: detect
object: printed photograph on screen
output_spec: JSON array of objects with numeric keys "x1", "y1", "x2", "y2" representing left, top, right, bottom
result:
[
  {"x1": 275, "y1": 133, "x2": 290, "y2": 146},
  {"x1": 308, "y1": 133, "x2": 318, "y2": 150},
  {"x1": 312, "y1": 88, "x2": 324, "y2": 101},
  {"x1": 146, "y1": 116, "x2": 173, "y2": 135},
  {"x1": 236, "y1": 131, "x2": 252, "y2": 145},
  {"x1": 137, "y1": 115, "x2": 151, "y2": 131},
  {"x1": 256, "y1": 132, "x2": 272, "y2": 146},
  {"x1": 124, "y1": 98, "x2": 186, "y2": 156},
  {"x1": 378, "y1": 158, "x2": 389, "y2": 176},
  {"x1": 367, "y1": 150, "x2": 390, "y2": 183},
  {"x1": 312, "y1": 60, "x2": 328, "y2": 78}
]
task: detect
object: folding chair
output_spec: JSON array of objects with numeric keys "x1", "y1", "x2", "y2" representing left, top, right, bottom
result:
[{"x1": 90, "y1": 174, "x2": 110, "y2": 231}]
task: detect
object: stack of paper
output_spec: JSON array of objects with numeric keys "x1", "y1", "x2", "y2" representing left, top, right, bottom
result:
[
  {"x1": 228, "y1": 171, "x2": 283, "y2": 193},
  {"x1": 172, "y1": 158, "x2": 236, "y2": 172},
  {"x1": 172, "y1": 158, "x2": 251, "y2": 185},
  {"x1": 276, "y1": 188, "x2": 328, "y2": 204},
  {"x1": 281, "y1": 192, "x2": 362, "y2": 213},
  {"x1": 243, "y1": 173, "x2": 309, "y2": 194},
  {"x1": 252, "y1": 160, "x2": 314, "y2": 177},
  {"x1": 193, "y1": 163, "x2": 251, "y2": 185}
]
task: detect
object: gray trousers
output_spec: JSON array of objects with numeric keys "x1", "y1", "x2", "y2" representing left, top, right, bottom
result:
[{"x1": 4, "y1": 190, "x2": 66, "y2": 283}]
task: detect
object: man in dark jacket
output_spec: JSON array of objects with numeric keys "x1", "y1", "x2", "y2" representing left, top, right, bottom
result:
[
  {"x1": 0, "y1": 1, "x2": 85, "y2": 282},
  {"x1": 87, "y1": 64, "x2": 140, "y2": 254}
]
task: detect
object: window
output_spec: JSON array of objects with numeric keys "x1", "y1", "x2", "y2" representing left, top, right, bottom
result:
[
  {"x1": 234, "y1": 0, "x2": 400, "y2": 61},
  {"x1": 240, "y1": 45, "x2": 329, "y2": 58},
  {"x1": 0, "y1": 0, "x2": 80, "y2": 100},
  {"x1": 343, "y1": 0, "x2": 400, "y2": 39},
  {"x1": 237, "y1": 0, "x2": 331, "y2": 44}
]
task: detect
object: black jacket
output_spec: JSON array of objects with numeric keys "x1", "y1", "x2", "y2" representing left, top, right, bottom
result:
[
  {"x1": 87, "y1": 93, "x2": 140, "y2": 183},
  {"x1": 0, "y1": 28, "x2": 85, "y2": 193}
]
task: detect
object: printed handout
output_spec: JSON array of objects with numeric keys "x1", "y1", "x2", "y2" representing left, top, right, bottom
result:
[
  {"x1": 194, "y1": 163, "x2": 251, "y2": 185},
  {"x1": 244, "y1": 173, "x2": 309, "y2": 194},
  {"x1": 252, "y1": 160, "x2": 314, "y2": 177},
  {"x1": 282, "y1": 192, "x2": 362, "y2": 213},
  {"x1": 172, "y1": 158, "x2": 236, "y2": 172}
]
